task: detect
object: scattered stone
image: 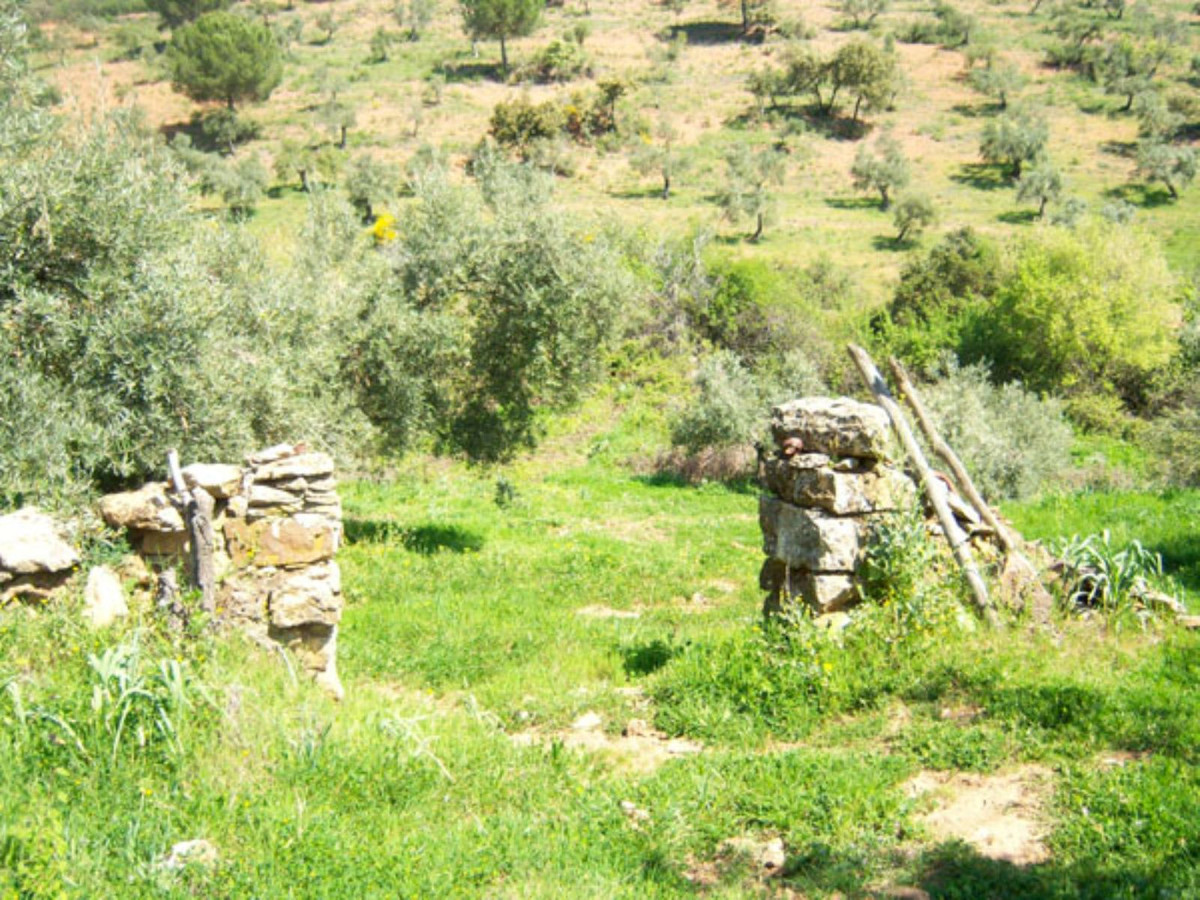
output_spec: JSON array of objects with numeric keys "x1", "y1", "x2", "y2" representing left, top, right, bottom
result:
[
  {"x1": 181, "y1": 463, "x2": 243, "y2": 499},
  {"x1": 99, "y1": 483, "x2": 183, "y2": 532},
  {"x1": 571, "y1": 711, "x2": 603, "y2": 732},
  {"x1": 619, "y1": 800, "x2": 651, "y2": 825},
  {"x1": 247, "y1": 484, "x2": 302, "y2": 510},
  {"x1": 576, "y1": 605, "x2": 641, "y2": 619},
  {"x1": 771, "y1": 397, "x2": 894, "y2": 460},
  {"x1": 0, "y1": 508, "x2": 79, "y2": 577},
  {"x1": 158, "y1": 839, "x2": 218, "y2": 871},
  {"x1": 83, "y1": 566, "x2": 128, "y2": 628},
  {"x1": 1179, "y1": 616, "x2": 1200, "y2": 630},
  {"x1": 869, "y1": 888, "x2": 931, "y2": 900},
  {"x1": 246, "y1": 443, "x2": 301, "y2": 466},
  {"x1": 268, "y1": 563, "x2": 342, "y2": 628}
]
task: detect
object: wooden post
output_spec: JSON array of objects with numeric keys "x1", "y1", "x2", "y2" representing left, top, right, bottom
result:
[
  {"x1": 166, "y1": 449, "x2": 216, "y2": 615},
  {"x1": 887, "y1": 357, "x2": 1018, "y2": 553},
  {"x1": 847, "y1": 345, "x2": 1000, "y2": 626}
]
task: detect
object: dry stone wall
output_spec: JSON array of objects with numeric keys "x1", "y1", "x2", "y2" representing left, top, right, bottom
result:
[
  {"x1": 100, "y1": 444, "x2": 345, "y2": 699},
  {"x1": 759, "y1": 397, "x2": 916, "y2": 616}
]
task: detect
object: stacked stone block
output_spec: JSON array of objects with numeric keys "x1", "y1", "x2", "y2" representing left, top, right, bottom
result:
[
  {"x1": 759, "y1": 397, "x2": 915, "y2": 615},
  {"x1": 99, "y1": 444, "x2": 344, "y2": 699}
]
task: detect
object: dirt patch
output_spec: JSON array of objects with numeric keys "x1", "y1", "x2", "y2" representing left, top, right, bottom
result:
[
  {"x1": 576, "y1": 604, "x2": 642, "y2": 619},
  {"x1": 906, "y1": 765, "x2": 1053, "y2": 865},
  {"x1": 511, "y1": 713, "x2": 702, "y2": 774}
]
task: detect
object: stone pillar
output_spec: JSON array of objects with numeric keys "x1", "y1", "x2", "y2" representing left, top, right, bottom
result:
[
  {"x1": 99, "y1": 444, "x2": 345, "y2": 699},
  {"x1": 759, "y1": 397, "x2": 915, "y2": 616}
]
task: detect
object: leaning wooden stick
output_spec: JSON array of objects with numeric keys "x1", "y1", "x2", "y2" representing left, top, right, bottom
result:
[
  {"x1": 166, "y1": 449, "x2": 216, "y2": 615},
  {"x1": 887, "y1": 356, "x2": 1017, "y2": 554},
  {"x1": 847, "y1": 345, "x2": 1000, "y2": 626}
]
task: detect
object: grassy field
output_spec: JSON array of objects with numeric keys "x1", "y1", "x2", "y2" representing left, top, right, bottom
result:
[
  {"x1": 32, "y1": 0, "x2": 1200, "y2": 297},
  {"x1": 2, "y1": 398, "x2": 1198, "y2": 897}
]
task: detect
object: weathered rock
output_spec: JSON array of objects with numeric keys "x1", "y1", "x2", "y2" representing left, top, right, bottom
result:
[
  {"x1": 761, "y1": 560, "x2": 859, "y2": 613},
  {"x1": 253, "y1": 453, "x2": 334, "y2": 482},
  {"x1": 759, "y1": 496, "x2": 864, "y2": 572},
  {"x1": 771, "y1": 397, "x2": 893, "y2": 460},
  {"x1": 182, "y1": 463, "x2": 243, "y2": 499},
  {"x1": 0, "y1": 508, "x2": 80, "y2": 575},
  {"x1": 99, "y1": 483, "x2": 184, "y2": 532},
  {"x1": 83, "y1": 566, "x2": 128, "y2": 628},
  {"x1": 763, "y1": 455, "x2": 915, "y2": 515},
  {"x1": 247, "y1": 484, "x2": 302, "y2": 510},
  {"x1": 246, "y1": 443, "x2": 300, "y2": 466},
  {"x1": 269, "y1": 622, "x2": 343, "y2": 700},
  {"x1": 268, "y1": 562, "x2": 342, "y2": 628},
  {"x1": 224, "y1": 518, "x2": 339, "y2": 568},
  {"x1": 139, "y1": 529, "x2": 189, "y2": 559},
  {"x1": 158, "y1": 839, "x2": 218, "y2": 871}
]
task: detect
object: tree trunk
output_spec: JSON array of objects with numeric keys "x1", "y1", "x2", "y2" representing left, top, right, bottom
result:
[
  {"x1": 1038, "y1": 196, "x2": 1047, "y2": 218},
  {"x1": 1166, "y1": 179, "x2": 1178, "y2": 199},
  {"x1": 339, "y1": 125, "x2": 347, "y2": 148},
  {"x1": 499, "y1": 35, "x2": 508, "y2": 73},
  {"x1": 740, "y1": 0, "x2": 749, "y2": 32},
  {"x1": 896, "y1": 223, "x2": 909, "y2": 242},
  {"x1": 750, "y1": 211, "x2": 764, "y2": 242},
  {"x1": 227, "y1": 95, "x2": 236, "y2": 111},
  {"x1": 879, "y1": 186, "x2": 890, "y2": 210},
  {"x1": 852, "y1": 95, "x2": 863, "y2": 123},
  {"x1": 299, "y1": 169, "x2": 310, "y2": 192},
  {"x1": 662, "y1": 170, "x2": 670, "y2": 200}
]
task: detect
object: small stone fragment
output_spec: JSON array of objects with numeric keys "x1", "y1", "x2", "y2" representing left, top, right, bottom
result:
[
  {"x1": 253, "y1": 453, "x2": 335, "y2": 482},
  {"x1": 159, "y1": 839, "x2": 218, "y2": 871},
  {"x1": 83, "y1": 566, "x2": 128, "y2": 628},
  {"x1": 571, "y1": 711, "x2": 603, "y2": 731}
]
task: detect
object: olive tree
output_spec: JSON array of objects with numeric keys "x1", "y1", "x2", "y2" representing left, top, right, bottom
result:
[
  {"x1": 1135, "y1": 140, "x2": 1196, "y2": 199},
  {"x1": 979, "y1": 107, "x2": 1047, "y2": 178},
  {"x1": 968, "y1": 58, "x2": 1025, "y2": 109},
  {"x1": 717, "y1": 144, "x2": 787, "y2": 242},
  {"x1": 167, "y1": 11, "x2": 283, "y2": 110},
  {"x1": 1015, "y1": 157, "x2": 1063, "y2": 218},
  {"x1": 893, "y1": 193, "x2": 936, "y2": 242},
  {"x1": 147, "y1": 0, "x2": 230, "y2": 30},
  {"x1": 850, "y1": 134, "x2": 909, "y2": 210}
]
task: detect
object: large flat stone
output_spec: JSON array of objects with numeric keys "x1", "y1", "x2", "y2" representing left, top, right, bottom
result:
[
  {"x1": 771, "y1": 397, "x2": 894, "y2": 460},
  {"x1": 759, "y1": 496, "x2": 864, "y2": 572},
  {"x1": 253, "y1": 453, "x2": 334, "y2": 482},
  {"x1": 763, "y1": 456, "x2": 915, "y2": 515},
  {"x1": 224, "y1": 518, "x2": 338, "y2": 568},
  {"x1": 761, "y1": 559, "x2": 860, "y2": 614},
  {"x1": 0, "y1": 508, "x2": 79, "y2": 575},
  {"x1": 268, "y1": 562, "x2": 342, "y2": 628},
  {"x1": 99, "y1": 483, "x2": 184, "y2": 533},
  {"x1": 182, "y1": 463, "x2": 243, "y2": 499}
]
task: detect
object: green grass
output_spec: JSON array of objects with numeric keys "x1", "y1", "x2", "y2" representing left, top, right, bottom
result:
[{"x1": 3, "y1": 406, "x2": 1200, "y2": 896}]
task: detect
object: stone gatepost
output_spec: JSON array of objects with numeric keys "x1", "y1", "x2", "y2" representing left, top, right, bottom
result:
[
  {"x1": 758, "y1": 397, "x2": 916, "y2": 616},
  {"x1": 99, "y1": 444, "x2": 345, "y2": 699}
]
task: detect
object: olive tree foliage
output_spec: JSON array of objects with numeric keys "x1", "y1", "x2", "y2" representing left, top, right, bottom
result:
[
  {"x1": 459, "y1": 0, "x2": 543, "y2": 73},
  {"x1": 850, "y1": 134, "x2": 909, "y2": 209},
  {"x1": 146, "y1": 0, "x2": 230, "y2": 29},
  {"x1": 839, "y1": 0, "x2": 889, "y2": 30},
  {"x1": 893, "y1": 193, "x2": 935, "y2": 241},
  {"x1": 768, "y1": 39, "x2": 899, "y2": 122},
  {"x1": 348, "y1": 163, "x2": 631, "y2": 462},
  {"x1": 967, "y1": 58, "x2": 1025, "y2": 109},
  {"x1": 716, "y1": 144, "x2": 787, "y2": 242},
  {"x1": 1015, "y1": 157, "x2": 1063, "y2": 217},
  {"x1": 1135, "y1": 140, "x2": 1196, "y2": 200},
  {"x1": 979, "y1": 106, "x2": 1047, "y2": 178},
  {"x1": 167, "y1": 11, "x2": 283, "y2": 110}
]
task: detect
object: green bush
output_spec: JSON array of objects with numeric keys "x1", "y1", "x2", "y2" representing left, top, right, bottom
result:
[
  {"x1": 962, "y1": 224, "x2": 1181, "y2": 411},
  {"x1": 489, "y1": 94, "x2": 564, "y2": 154},
  {"x1": 919, "y1": 362, "x2": 1072, "y2": 500},
  {"x1": 668, "y1": 351, "x2": 763, "y2": 453}
]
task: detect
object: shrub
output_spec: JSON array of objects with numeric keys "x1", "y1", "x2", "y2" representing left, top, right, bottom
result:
[
  {"x1": 962, "y1": 224, "x2": 1181, "y2": 410},
  {"x1": 669, "y1": 351, "x2": 762, "y2": 453},
  {"x1": 532, "y1": 34, "x2": 590, "y2": 81},
  {"x1": 489, "y1": 95, "x2": 564, "y2": 154},
  {"x1": 920, "y1": 361, "x2": 1072, "y2": 500},
  {"x1": 893, "y1": 193, "x2": 936, "y2": 241}
]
